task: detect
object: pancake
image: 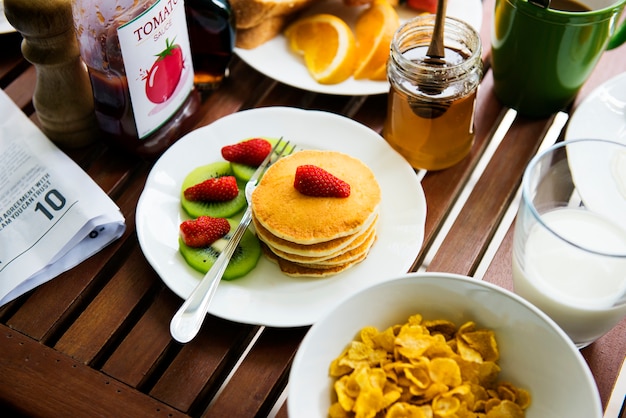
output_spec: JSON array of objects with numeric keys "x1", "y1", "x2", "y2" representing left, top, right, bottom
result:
[
  {"x1": 293, "y1": 228, "x2": 377, "y2": 267},
  {"x1": 259, "y1": 216, "x2": 378, "y2": 264},
  {"x1": 251, "y1": 150, "x2": 381, "y2": 245},
  {"x1": 261, "y1": 242, "x2": 371, "y2": 278},
  {"x1": 251, "y1": 149, "x2": 381, "y2": 278},
  {"x1": 252, "y1": 210, "x2": 378, "y2": 258}
]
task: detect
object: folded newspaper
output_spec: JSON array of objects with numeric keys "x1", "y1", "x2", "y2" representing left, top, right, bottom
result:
[{"x1": 0, "y1": 89, "x2": 125, "y2": 306}]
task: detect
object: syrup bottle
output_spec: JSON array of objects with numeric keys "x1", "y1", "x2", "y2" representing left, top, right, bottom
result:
[
  {"x1": 185, "y1": 0, "x2": 236, "y2": 91},
  {"x1": 71, "y1": 0, "x2": 201, "y2": 159}
]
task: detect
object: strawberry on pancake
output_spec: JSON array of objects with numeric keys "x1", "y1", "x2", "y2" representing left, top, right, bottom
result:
[{"x1": 250, "y1": 150, "x2": 381, "y2": 277}]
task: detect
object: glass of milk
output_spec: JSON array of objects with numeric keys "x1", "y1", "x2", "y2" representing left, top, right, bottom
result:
[{"x1": 512, "y1": 139, "x2": 626, "y2": 348}]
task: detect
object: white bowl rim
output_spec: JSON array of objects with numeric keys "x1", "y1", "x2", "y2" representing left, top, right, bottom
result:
[{"x1": 288, "y1": 271, "x2": 603, "y2": 417}]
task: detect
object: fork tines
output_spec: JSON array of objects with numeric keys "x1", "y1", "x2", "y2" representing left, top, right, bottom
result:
[{"x1": 250, "y1": 137, "x2": 293, "y2": 183}]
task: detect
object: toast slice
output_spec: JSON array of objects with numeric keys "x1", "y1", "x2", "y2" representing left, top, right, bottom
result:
[
  {"x1": 235, "y1": 16, "x2": 289, "y2": 49},
  {"x1": 231, "y1": 0, "x2": 317, "y2": 29}
]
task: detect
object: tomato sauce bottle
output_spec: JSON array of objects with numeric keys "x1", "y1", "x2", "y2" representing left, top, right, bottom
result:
[
  {"x1": 185, "y1": 0, "x2": 235, "y2": 90},
  {"x1": 71, "y1": 0, "x2": 201, "y2": 159}
]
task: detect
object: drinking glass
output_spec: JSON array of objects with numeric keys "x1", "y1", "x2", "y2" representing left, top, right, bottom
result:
[{"x1": 512, "y1": 139, "x2": 626, "y2": 348}]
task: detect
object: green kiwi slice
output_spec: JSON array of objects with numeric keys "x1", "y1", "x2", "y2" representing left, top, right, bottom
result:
[
  {"x1": 231, "y1": 162, "x2": 257, "y2": 182},
  {"x1": 179, "y1": 219, "x2": 262, "y2": 280},
  {"x1": 181, "y1": 161, "x2": 247, "y2": 218}
]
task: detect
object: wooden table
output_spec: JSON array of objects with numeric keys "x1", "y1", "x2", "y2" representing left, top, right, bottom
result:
[{"x1": 1, "y1": 1, "x2": 624, "y2": 416}]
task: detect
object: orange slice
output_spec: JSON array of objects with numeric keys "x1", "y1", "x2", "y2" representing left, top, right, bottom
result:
[
  {"x1": 369, "y1": 62, "x2": 389, "y2": 81},
  {"x1": 354, "y1": 0, "x2": 400, "y2": 80},
  {"x1": 284, "y1": 14, "x2": 356, "y2": 85}
]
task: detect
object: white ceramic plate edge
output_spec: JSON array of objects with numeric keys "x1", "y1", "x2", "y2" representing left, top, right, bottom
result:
[
  {"x1": 565, "y1": 72, "x2": 626, "y2": 232},
  {"x1": 565, "y1": 71, "x2": 626, "y2": 144}
]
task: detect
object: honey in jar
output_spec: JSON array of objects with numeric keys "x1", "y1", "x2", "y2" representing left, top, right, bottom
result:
[{"x1": 383, "y1": 16, "x2": 482, "y2": 171}]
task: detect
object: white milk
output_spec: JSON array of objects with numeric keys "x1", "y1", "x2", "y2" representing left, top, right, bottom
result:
[{"x1": 513, "y1": 208, "x2": 626, "y2": 346}]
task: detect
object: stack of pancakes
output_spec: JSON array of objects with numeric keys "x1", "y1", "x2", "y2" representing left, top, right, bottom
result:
[{"x1": 250, "y1": 149, "x2": 381, "y2": 277}]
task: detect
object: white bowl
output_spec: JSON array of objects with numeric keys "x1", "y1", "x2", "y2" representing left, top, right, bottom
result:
[{"x1": 288, "y1": 272, "x2": 602, "y2": 418}]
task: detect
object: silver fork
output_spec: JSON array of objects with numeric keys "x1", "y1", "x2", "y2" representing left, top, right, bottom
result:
[{"x1": 170, "y1": 138, "x2": 294, "y2": 343}]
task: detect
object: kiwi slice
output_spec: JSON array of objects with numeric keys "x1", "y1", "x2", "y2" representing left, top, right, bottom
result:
[
  {"x1": 181, "y1": 161, "x2": 247, "y2": 218},
  {"x1": 231, "y1": 162, "x2": 258, "y2": 182},
  {"x1": 179, "y1": 219, "x2": 262, "y2": 280}
]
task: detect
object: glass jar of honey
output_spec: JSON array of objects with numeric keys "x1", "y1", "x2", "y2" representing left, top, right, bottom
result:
[
  {"x1": 383, "y1": 15, "x2": 482, "y2": 171},
  {"x1": 72, "y1": 0, "x2": 201, "y2": 159}
]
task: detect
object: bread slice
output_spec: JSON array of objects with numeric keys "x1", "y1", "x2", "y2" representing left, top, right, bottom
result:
[
  {"x1": 231, "y1": 0, "x2": 317, "y2": 29},
  {"x1": 235, "y1": 16, "x2": 288, "y2": 49}
]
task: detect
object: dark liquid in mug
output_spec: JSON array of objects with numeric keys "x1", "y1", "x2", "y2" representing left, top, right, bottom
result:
[{"x1": 549, "y1": 0, "x2": 592, "y2": 11}]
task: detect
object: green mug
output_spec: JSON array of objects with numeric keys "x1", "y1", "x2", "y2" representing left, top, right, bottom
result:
[{"x1": 491, "y1": 0, "x2": 626, "y2": 118}]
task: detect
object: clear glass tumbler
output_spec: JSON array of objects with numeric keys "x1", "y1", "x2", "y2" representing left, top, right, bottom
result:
[{"x1": 512, "y1": 139, "x2": 626, "y2": 348}]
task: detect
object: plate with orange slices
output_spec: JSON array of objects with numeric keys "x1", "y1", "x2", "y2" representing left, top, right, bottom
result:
[{"x1": 235, "y1": 0, "x2": 483, "y2": 95}]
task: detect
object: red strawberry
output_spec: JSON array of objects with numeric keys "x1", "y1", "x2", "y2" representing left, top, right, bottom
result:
[
  {"x1": 406, "y1": 0, "x2": 437, "y2": 13},
  {"x1": 293, "y1": 165, "x2": 351, "y2": 198},
  {"x1": 221, "y1": 138, "x2": 272, "y2": 166},
  {"x1": 184, "y1": 176, "x2": 239, "y2": 201},
  {"x1": 179, "y1": 216, "x2": 231, "y2": 248}
]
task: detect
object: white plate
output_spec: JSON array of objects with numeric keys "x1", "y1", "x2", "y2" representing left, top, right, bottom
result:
[
  {"x1": 0, "y1": 1, "x2": 16, "y2": 34},
  {"x1": 566, "y1": 71, "x2": 626, "y2": 148},
  {"x1": 235, "y1": 0, "x2": 483, "y2": 96},
  {"x1": 565, "y1": 72, "x2": 626, "y2": 231},
  {"x1": 136, "y1": 107, "x2": 426, "y2": 327}
]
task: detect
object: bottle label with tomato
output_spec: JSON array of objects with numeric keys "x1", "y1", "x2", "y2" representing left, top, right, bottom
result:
[{"x1": 117, "y1": 0, "x2": 194, "y2": 139}]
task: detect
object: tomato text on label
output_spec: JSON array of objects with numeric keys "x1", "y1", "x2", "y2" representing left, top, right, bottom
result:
[{"x1": 132, "y1": 0, "x2": 182, "y2": 42}]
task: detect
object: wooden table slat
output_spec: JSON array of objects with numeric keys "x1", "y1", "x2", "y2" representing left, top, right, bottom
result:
[
  {"x1": 0, "y1": 324, "x2": 186, "y2": 418},
  {"x1": 79, "y1": 146, "x2": 141, "y2": 196},
  {"x1": 1, "y1": 0, "x2": 624, "y2": 415},
  {"x1": 204, "y1": 327, "x2": 308, "y2": 417},
  {"x1": 0, "y1": 32, "x2": 28, "y2": 87},
  {"x1": 149, "y1": 319, "x2": 258, "y2": 413},
  {"x1": 101, "y1": 286, "x2": 180, "y2": 388},
  {"x1": 427, "y1": 112, "x2": 555, "y2": 275},
  {"x1": 53, "y1": 245, "x2": 157, "y2": 363},
  {"x1": 4, "y1": 64, "x2": 36, "y2": 110}
]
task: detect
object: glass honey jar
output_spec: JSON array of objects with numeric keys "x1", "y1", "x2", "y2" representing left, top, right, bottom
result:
[{"x1": 383, "y1": 15, "x2": 482, "y2": 171}]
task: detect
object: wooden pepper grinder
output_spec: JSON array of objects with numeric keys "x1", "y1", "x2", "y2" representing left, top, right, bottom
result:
[{"x1": 4, "y1": 0, "x2": 99, "y2": 148}]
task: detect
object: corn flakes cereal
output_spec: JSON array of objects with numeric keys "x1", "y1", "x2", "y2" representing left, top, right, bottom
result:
[{"x1": 328, "y1": 315, "x2": 531, "y2": 418}]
